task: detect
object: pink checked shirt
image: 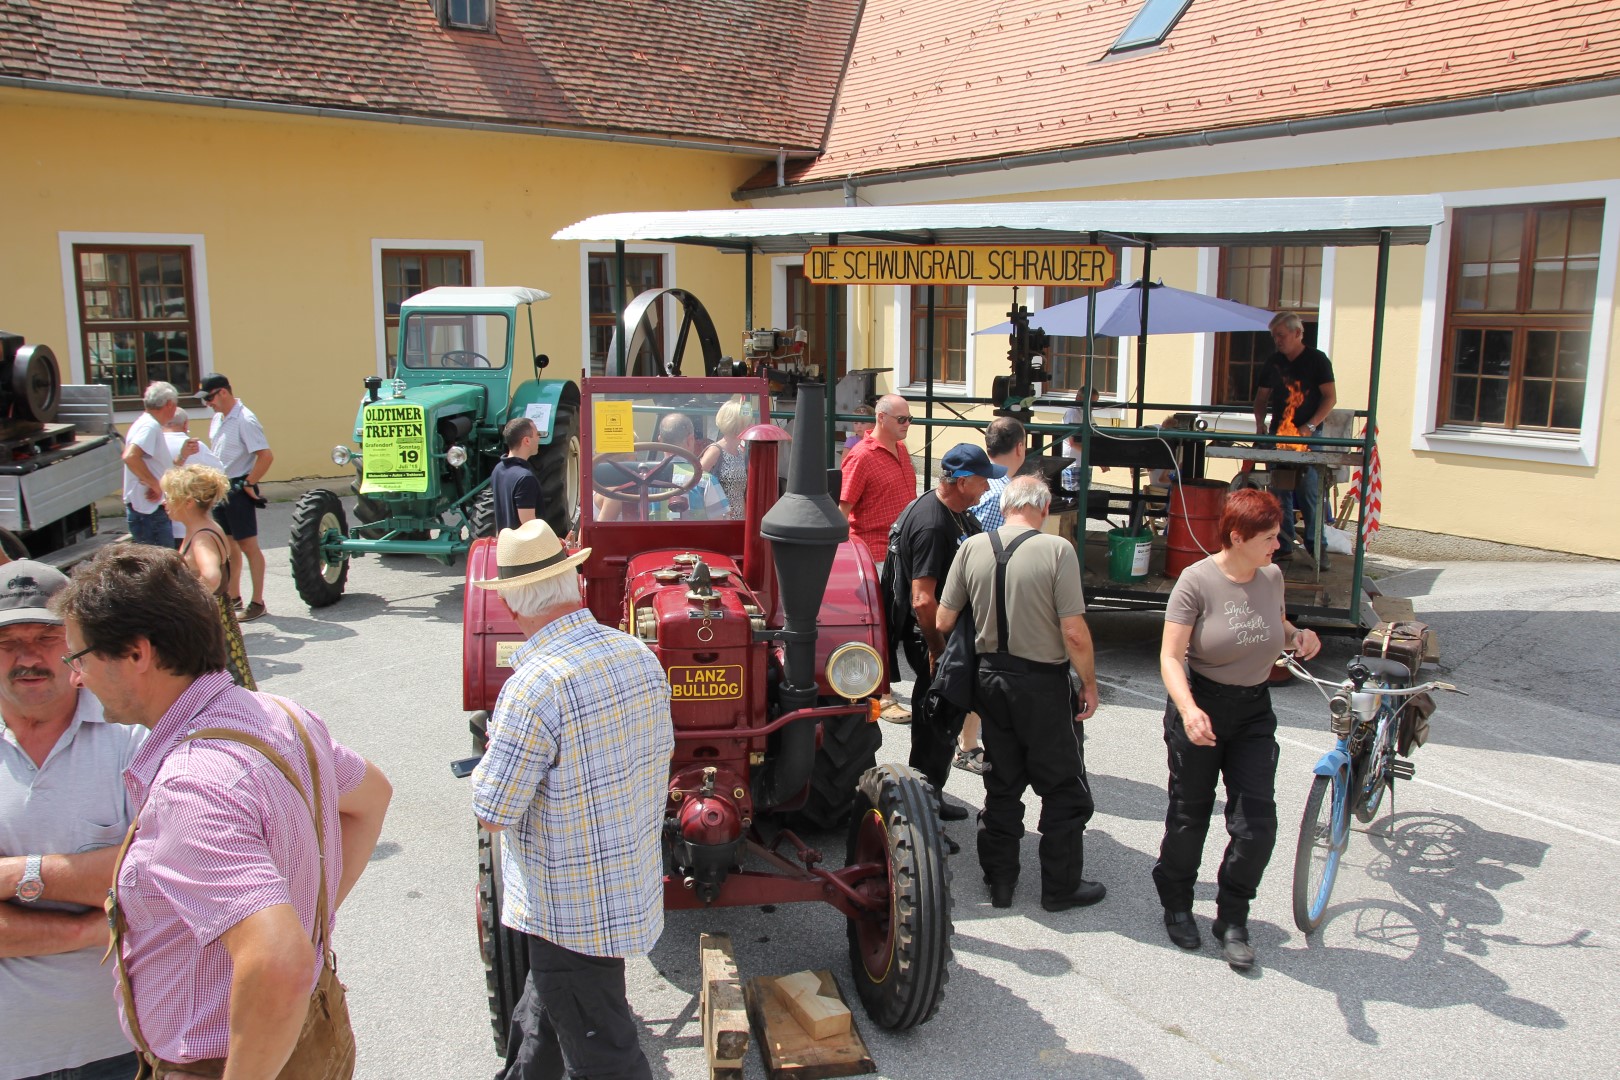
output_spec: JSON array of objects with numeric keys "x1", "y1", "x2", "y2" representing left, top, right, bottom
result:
[{"x1": 115, "y1": 671, "x2": 367, "y2": 1064}]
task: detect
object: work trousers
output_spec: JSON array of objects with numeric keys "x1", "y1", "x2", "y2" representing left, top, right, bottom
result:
[
  {"x1": 1279, "y1": 465, "x2": 1322, "y2": 550},
  {"x1": 901, "y1": 632, "x2": 963, "y2": 795},
  {"x1": 1152, "y1": 672, "x2": 1280, "y2": 927},
  {"x1": 973, "y1": 662, "x2": 1094, "y2": 896},
  {"x1": 501, "y1": 935, "x2": 651, "y2": 1080}
]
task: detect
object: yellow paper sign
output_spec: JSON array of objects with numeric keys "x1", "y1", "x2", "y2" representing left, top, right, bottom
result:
[
  {"x1": 806, "y1": 245, "x2": 1114, "y2": 287},
  {"x1": 594, "y1": 400, "x2": 636, "y2": 453},
  {"x1": 359, "y1": 402, "x2": 429, "y2": 494}
]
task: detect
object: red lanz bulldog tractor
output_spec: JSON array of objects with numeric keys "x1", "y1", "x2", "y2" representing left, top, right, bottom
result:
[{"x1": 459, "y1": 377, "x2": 953, "y2": 1053}]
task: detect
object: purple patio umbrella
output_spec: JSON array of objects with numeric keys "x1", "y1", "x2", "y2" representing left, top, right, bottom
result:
[{"x1": 975, "y1": 279, "x2": 1275, "y2": 338}]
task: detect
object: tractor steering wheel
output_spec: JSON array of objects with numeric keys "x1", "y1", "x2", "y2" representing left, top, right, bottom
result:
[
  {"x1": 592, "y1": 441, "x2": 704, "y2": 503},
  {"x1": 441, "y1": 350, "x2": 491, "y2": 369}
]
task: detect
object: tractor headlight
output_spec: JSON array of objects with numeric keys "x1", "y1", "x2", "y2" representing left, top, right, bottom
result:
[
  {"x1": 446, "y1": 445, "x2": 468, "y2": 468},
  {"x1": 826, "y1": 642, "x2": 883, "y2": 700},
  {"x1": 331, "y1": 445, "x2": 352, "y2": 466}
]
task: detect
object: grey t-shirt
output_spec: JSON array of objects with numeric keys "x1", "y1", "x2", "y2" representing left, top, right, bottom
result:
[
  {"x1": 940, "y1": 526, "x2": 1085, "y2": 665},
  {"x1": 1165, "y1": 555, "x2": 1287, "y2": 687},
  {"x1": 0, "y1": 692, "x2": 146, "y2": 1079}
]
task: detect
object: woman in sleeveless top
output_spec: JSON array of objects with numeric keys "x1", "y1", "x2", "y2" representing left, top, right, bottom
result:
[
  {"x1": 700, "y1": 397, "x2": 753, "y2": 519},
  {"x1": 161, "y1": 464, "x2": 257, "y2": 689}
]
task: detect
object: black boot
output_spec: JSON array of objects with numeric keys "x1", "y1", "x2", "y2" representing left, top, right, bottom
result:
[{"x1": 1038, "y1": 826, "x2": 1105, "y2": 911}]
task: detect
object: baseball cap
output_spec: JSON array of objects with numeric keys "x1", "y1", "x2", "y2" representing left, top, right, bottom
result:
[
  {"x1": 0, "y1": 560, "x2": 69, "y2": 628},
  {"x1": 199, "y1": 373, "x2": 231, "y2": 395},
  {"x1": 941, "y1": 443, "x2": 1006, "y2": 480}
]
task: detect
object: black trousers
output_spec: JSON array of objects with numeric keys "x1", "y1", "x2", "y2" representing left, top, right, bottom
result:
[
  {"x1": 901, "y1": 632, "x2": 963, "y2": 795},
  {"x1": 501, "y1": 934, "x2": 652, "y2": 1080},
  {"x1": 974, "y1": 663, "x2": 1095, "y2": 895},
  {"x1": 1151, "y1": 675, "x2": 1280, "y2": 926}
]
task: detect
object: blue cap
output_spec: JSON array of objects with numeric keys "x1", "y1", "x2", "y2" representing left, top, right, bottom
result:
[{"x1": 941, "y1": 443, "x2": 1006, "y2": 480}]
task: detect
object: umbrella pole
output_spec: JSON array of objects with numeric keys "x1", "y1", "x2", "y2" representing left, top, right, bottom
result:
[
  {"x1": 1131, "y1": 248, "x2": 1154, "y2": 527},
  {"x1": 924, "y1": 284, "x2": 936, "y2": 482}
]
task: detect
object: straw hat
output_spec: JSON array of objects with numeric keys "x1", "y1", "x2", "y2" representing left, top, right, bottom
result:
[{"x1": 472, "y1": 519, "x2": 591, "y2": 591}]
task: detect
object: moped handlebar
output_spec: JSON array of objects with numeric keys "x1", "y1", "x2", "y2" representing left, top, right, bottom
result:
[{"x1": 1274, "y1": 652, "x2": 1466, "y2": 699}]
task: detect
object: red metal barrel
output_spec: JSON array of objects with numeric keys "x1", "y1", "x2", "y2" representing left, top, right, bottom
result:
[{"x1": 1165, "y1": 480, "x2": 1228, "y2": 578}]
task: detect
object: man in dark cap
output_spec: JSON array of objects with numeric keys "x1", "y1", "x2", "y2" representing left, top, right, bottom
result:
[
  {"x1": 0, "y1": 561, "x2": 145, "y2": 1080},
  {"x1": 200, "y1": 373, "x2": 274, "y2": 621}
]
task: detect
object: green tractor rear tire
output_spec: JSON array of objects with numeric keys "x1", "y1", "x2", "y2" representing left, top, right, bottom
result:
[
  {"x1": 533, "y1": 402, "x2": 579, "y2": 538},
  {"x1": 289, "y1": 489, "x2": 350, "y2": 607},
  {"x1": 470, "y1": 489, "x2": 496, "y2": 539}
]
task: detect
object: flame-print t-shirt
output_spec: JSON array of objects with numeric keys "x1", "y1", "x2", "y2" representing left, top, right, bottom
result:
[
  {"x1": 1165, "y1": 556, "x2": 1287, "y2": 687},
  {"x1": 1262, "y1": 347, "x2": 1335, "y2": 435}
]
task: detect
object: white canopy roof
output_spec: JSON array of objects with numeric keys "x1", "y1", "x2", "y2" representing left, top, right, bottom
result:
[
  {"x1": 552, "y1": 197, "x2": 1443, "y2": 254},
  {"x1": 400, "y1": 286, "x2": 549, "y2": 310}
]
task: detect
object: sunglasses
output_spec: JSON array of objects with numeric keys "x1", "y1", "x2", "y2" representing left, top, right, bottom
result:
[
  {"x1": 201, "y1": 390, "x2": 223, "y2": 401},
  {"x1": 880, "y1": 413, "x2": 913, "y2": 425}
]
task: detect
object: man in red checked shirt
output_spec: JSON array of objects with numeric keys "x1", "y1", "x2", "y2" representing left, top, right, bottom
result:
[
  {"x1": 839, "y1": 394, "x2": 918, "y2": 721},
  {"x1": 52, "y1": 546, "x2": 393, "y2": 1080}
]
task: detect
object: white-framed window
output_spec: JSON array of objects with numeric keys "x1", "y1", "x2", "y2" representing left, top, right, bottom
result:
[
  {"x1": 578, "y1": 244, "x2": 677, "y2": 378},
  {"x1": 370, "y1": 239, "x2": 483, "y2": 378},
  {"x1": 58, "y1": 231, "x2": 214, "y2": 420},
  {"x1": 1412, "y1": 181, "x2": 1618, "y2": 466}
]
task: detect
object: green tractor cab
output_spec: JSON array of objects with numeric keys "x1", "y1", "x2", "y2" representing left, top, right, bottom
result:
[{"x1": 289, "y1": 286, "x2": 580, "y2": 607}]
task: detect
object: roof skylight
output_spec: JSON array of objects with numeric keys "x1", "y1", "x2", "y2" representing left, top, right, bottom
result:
[{"x1": 1110, "y1": 0, "x2": 1194, "y2": 53}]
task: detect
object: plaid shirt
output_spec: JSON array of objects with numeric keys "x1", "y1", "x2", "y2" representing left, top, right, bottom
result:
[
  {"x1": 840, "y1": 434, "x2": 916, "y2": 563},
  {"x1": 116, "y1": 672, "x2": 367, "y2": 1064},
  {"x1": 472, "y1": 608, "x2": 674, "y2": 957},
  {"x1": 971, "y1": 476, "x2": 1010, "y2": 531}
]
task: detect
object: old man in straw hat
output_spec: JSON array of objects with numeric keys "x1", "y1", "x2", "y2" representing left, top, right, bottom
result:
[{"x1": 470, "y1": 520, "x2": 673, "y2": 1080}]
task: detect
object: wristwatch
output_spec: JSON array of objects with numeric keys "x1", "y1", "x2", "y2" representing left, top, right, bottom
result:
[{"x1": 15, "y1": 854, "x2": 44, "y2": 903}]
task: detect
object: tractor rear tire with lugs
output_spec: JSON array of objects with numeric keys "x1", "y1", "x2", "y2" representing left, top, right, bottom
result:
[
  {"x1": 289, "y1": 489, "x2": 349, "y2": 607},
  {"x1": 532, "y1": 401, "x2": 579, "y2": 538},
  {"x1": 470, "y1": 489, "x2": 496, "y2": 539},
  {"x1": 477, "y1": 825, "x2": 530, "y2": 1057},
  {"x1": 795, "y1": 710, "x2": 882, "y2": 831},
  {"x1": 845, "y1": 764, "x2": 953, "y2": 1030}
]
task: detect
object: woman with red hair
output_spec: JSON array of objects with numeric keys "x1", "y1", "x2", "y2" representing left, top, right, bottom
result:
[{"x1": 1153, "y1": 488, "x2": 1320, "y2": 971}]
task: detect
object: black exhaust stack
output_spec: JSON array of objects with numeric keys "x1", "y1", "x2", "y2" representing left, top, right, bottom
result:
[{"x1": 752, "y1": 386, "x2": 848, "y2": 809}]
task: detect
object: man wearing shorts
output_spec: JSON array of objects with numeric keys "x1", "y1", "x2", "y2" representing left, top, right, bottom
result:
[{"x1": 201, "y1": 374, "x2": 274, "y2": 621}]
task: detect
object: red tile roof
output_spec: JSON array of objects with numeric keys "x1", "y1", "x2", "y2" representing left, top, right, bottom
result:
[
  {"x1": 741, "y1": 0, "x2": 1620, "y2": 190},
  {"x1": 0, "y1": 0, "x2": 861, "y2": 152}
]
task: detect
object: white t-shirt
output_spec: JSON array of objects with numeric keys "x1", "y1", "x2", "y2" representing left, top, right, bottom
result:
[
  {"x1": 209, "y1": 401, "x2": 270, "y2": 478},
  {"x1": 165, "y1": 431, "x2": 225, "y2": 474},
  {"x1": 122, "y1": 412, "x2": 174, "y2": 514}
]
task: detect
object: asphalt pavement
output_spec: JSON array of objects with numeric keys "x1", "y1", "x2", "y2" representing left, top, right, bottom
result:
[{"x1": 227, "y1": 497, "x2": 1618, "y2": 1080}]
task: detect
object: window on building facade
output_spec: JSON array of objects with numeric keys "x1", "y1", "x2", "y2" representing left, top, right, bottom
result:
[
  {"x1": 785, "y1": 265, "x2": 847, "y2": 381},
  {"x1": 443, "y1": 0, "x2": 492, "y2": 30},
  {"x1": 588, "y1": 253, "x2": 664, "y2": 377},
  {"x1": 910, "y1": 285, "x2": 967, "y2": 385},
  {"x1": 1213, "y1": 245, "x2": 1321, "y2": 406},
  {"x1": 382, "y1": 250, "x2": 471, "y2": 376},
  {"x1": 1110, "y1": 0, "x2": 1194, "y2": 52},
  {"x1": 74, "y1": 245, "x2": 199, "y2": 405},
  {"x1": 1043, "y1": 285, "x2": 1121, "y2": 396},
  {"x1": 1440, "y1": 202, "x2": 1602, "y2": 432}
]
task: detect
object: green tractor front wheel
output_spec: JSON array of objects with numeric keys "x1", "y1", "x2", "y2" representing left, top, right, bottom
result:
[{"x1": 290, "y1": 488, "x2": 350, "y2": 607}]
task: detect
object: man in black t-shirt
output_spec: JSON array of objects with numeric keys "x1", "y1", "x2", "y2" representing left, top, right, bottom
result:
[
  {"x1": 882, "y1": 444, "x2": 1001, "y2": 823},
  {"x1": 1252, "y1": 311, "x2": 1336, "y2": 563},
  {"x1": 491, "y1": 417, "x2": 542, "y2": 533}
]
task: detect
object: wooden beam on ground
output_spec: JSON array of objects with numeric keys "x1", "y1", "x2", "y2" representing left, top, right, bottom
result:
[
  {"x1": 745, "y1": 973, "x2": 875, "y2": 1080},
  {"x1": 772, "y1": 971, "x2": 852, "y2": 1041},
  {"x1": 699, "y1": 933, "x2": 749, "y2": 1080}
]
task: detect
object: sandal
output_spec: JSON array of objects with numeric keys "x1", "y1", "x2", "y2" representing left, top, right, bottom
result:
[{"x1": 952, "y1": 747, "x2": 990, "y2": 774}]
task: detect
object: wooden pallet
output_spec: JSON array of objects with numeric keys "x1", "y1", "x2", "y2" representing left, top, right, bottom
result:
[
  {"x1": 745, "y1": 973, "x2": 875, "y2": 1080},
  {"x1": 0, "y1": 420, "x2": 77, "y2": 461}
]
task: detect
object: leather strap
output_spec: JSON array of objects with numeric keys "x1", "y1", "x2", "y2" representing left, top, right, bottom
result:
[
  {"x1": 107, "y1": 695, "x2": 333, "y2": 1065},
  {"x1": 985, "y1": 528, "x2": 1039, "y2": 656}
]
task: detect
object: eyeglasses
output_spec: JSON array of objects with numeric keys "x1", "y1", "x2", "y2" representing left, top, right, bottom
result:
[
  {"x1": 880, "y1": 413, "x2": 913, "y2": 425},
  {"x1": 61, "y1": 645, "x2": 94, "y2": 673}
]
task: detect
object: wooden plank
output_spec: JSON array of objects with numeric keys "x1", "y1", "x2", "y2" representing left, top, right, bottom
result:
[
  {"x1": 700, "y1": 933, "x2": 749, "y2": 1080},
  {"x1": 746, "y1": 974, "x2": 875, "y2": 1080},
  {"x1": 771, "y1": 971, "x2": 852, "y2": 1040},
  {"x1": 1369, "y1": 594, "x2": 1416, "y2": 625}
]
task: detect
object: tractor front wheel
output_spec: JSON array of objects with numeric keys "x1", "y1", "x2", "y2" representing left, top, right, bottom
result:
[
  {"x1": 477, "y1": 825, "x2": 530, "y2": 1057},
  {"x1": 844, "y1": 764, "x2": 953, "y2": 1030},
  {"x1": 289, "y1": 489, "x2": 349, "y2": 607}
]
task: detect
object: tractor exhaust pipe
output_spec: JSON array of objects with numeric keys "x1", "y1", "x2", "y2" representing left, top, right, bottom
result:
[{"x1": 752, "y1": 386, "x2": 847, "y2": 809}]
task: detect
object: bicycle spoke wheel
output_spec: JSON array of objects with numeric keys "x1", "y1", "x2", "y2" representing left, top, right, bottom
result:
[{"x1": 1292, "y1": 767, "x2": 1351, "y2": 934}]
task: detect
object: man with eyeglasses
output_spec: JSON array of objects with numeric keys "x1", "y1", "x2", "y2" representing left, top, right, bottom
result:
[
  {"x1": 839, "y1": 394, "x2": 918, "y2": 573},
  {"x1": 200, "y1": 374, "x2": 275, "y2": 621},
  {"x1": 0, "y1": 561, "x2": 145, "y2": 1080}
]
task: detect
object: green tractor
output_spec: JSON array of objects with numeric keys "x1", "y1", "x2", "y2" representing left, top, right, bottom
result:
[{"x1": 289, "y1": 286, "x2": 580, "y2": 607}]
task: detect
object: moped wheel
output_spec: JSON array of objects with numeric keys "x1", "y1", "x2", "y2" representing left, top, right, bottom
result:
[
  {"x1": 844, "y1": 764, "x2": 953, "y2": 1030},
  {"x1": 1292, "y1": 766, "x2": 1351, "y2": 934}
]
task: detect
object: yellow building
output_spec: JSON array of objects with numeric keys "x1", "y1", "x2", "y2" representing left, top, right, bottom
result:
[{"x1": 3, "y1": 0, "x2": 1618, "y2": 555}]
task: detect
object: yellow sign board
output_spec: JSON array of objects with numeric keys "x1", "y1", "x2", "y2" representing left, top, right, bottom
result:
[
  {"x1": 359, "y1": 402, "x2": 429, "y2": 494},
  {"x1": 669, "y1": 665, "x2": 744, "y2": 701},
  {"x1": 805, "y1": 245, "x2": 1114, "y2": 287},
  {"x1": 594, "y1": 400, "x2": 637, "y2": 453}
]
